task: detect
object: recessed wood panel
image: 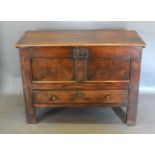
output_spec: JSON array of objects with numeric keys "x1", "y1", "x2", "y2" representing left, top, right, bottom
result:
[
  {"x1": 32, "y1": 58, "x2": 74, "y2": 81},
  {"x1": 87, "y1": 58, "x2": 130, "y2": 81}
]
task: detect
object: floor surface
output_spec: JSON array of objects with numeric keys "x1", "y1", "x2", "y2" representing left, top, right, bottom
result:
[{"x1": 0, "y1": 94, "x2": 154, "y2": 134}]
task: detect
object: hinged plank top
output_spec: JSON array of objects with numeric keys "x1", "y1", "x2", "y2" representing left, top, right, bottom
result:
[{"x1": 15, "y1": 30, "x2": 145, "y2": 47}]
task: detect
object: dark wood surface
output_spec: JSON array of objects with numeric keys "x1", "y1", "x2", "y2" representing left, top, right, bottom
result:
[
  {"x1": 19, "y1": 48, "x2": 37, "y2": 123},
  {"x1": 16, "y1": 30, "x2": 145, "y2": 125},
  {"x1": 31, "y1": 57, "x2": 130, "y2": 81},
  {"x1": 32, "y1": 58, "x2": 74, "y2": 81},
  {"x1": 33, "y1": 90, "x2": 128, "y2": 107},
  {"x1": 15, "y1": 30, "x2": 145, "y2": 47},
  {"x1": 126, "y1": 53, "x2": 142, "y2": 125},
  {"x1": 32, "y1": 81, "x2": 129, "y2": 90},
  {"x1": 87, "y1": 58, "x2": 130, "y2": 81}
]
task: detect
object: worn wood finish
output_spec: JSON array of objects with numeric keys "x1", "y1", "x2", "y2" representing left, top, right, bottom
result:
[
  {"x1": 30, "y1": 47, "x2": 132, "y2": 82},
  {"x1": 33, "y1": 103, "x2": 128, "y2": 108},
  {"x1": 33, "y1": 90, "x2": 128, "y2": 105},
  {"x1": 15, "y1": 30, "x2": 145, "y2": 47},
  {"x1": 19, "y1": 49, "x2": 37, "y2": 123},
  {"x1": 74, "y1": 59, "x2": 87, "y2": 81},
  {"x1": 16, "y1": 30, "x2": 145, "y2": 125},
  {"x1": 126, "y1": 54, "x2": 142, "y2": 125},
  {"x1": 32, "y1": 81, "x2": 129, "y2": 90},
  {"x1": 32, "y1": 58, "x2": 74, "y2": 81},
  {"x1": 21, "y1": 46, "x2": 141, "y2": 58},
  {"x1": 33, "y1": 90, "x2": 128, "y2": 107},
  {"x1": 88, "y1": 58, "x2": 130, "y2": 81}
]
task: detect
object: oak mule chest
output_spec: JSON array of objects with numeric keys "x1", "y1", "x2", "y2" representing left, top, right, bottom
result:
[{"x1": 16, "y1": 30, "x2": 145, "y2": 125}]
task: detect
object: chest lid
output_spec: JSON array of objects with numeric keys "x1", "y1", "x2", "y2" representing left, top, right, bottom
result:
[{"x1": 15, "y1": 30, "x2": 145, "y2": 48}]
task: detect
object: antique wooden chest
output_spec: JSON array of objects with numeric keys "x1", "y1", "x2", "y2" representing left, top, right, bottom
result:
[{"x1": 15, "y1": 30, "x2": 145, "y2": 125}]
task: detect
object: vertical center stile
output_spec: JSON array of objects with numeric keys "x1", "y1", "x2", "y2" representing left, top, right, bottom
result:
[{"x1": 73, "y1": 47, "x2": 89, "y2": 81}]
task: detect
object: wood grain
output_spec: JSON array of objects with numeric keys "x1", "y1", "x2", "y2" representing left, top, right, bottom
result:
[
  {"x1": 88, "y1": 58, "x2": 130, "y2": 81},
  {"x1": 15, "y1": 30, "x2": 145, "y2": 47},
  {"x1": 32, "y1": 58, "x2": 74, "y2": 81},
  {"x1": 16, "y1": 30, "x2": 145, "y2": 124},
  {"x1": 33, "y1": 90, "x2": 128, "y2": 107},
  {"x1": 126, "y1": 53, "x2": 142, "y2": 125},
  {"x1": 32, "y1": 81, "x2": 129, "y2": 90},
  {"x1": 19, "y1": 48, "x2": 37, "y2": 123}
]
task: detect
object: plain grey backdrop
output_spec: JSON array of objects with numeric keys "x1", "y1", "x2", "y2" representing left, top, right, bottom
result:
[{"x1": 0, "y1": 21, "x2": 154, "y2": 94}]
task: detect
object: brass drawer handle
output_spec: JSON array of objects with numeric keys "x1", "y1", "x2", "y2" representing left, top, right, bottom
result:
[
  {"x1": 75, "y1": 90, "x2": 84, "y2": 97},
  {"x1": 49, "y1": 96, "x2": 58, "y2": 101},
  {"x1": 103, "y1": 95, "x2": 112, "y2": 102}
]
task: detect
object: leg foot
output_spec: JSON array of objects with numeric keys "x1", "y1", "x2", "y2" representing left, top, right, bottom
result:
[
  {"x1": 126, "y1": 120, "x2": 136, "y2": 126},
  {"x1": 26, "y1": 107, "x2": 38, "y2": 124},
  {"x1": 126, "y1": 103, "x2": 137, "y2": 126}
]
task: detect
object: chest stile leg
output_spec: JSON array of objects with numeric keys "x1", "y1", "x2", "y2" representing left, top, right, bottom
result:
[{"x1": 20, "y1": 48, "x2": 37, "y2": 123}]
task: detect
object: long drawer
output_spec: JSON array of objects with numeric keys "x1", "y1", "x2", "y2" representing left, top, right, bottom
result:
[{"x1": 32, "y1": 90, "x2": 128, "y2": 107}]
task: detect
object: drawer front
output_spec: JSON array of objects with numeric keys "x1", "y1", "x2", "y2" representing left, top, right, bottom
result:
[{"x1": 33, "y1": 90, "x2": 128, "y2": 106}]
